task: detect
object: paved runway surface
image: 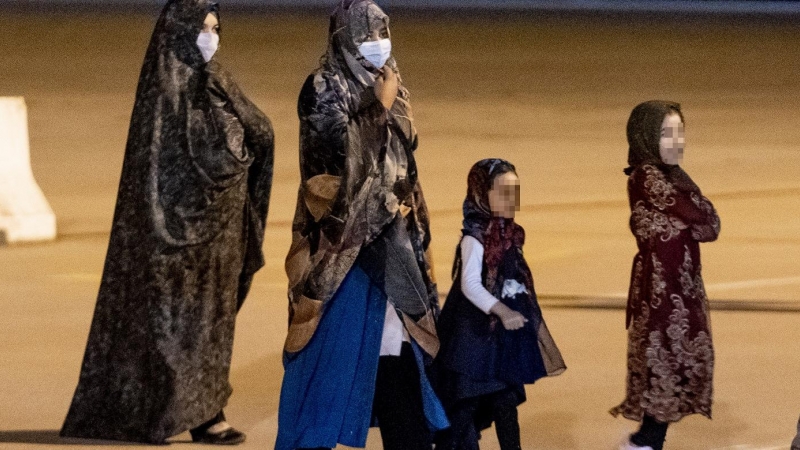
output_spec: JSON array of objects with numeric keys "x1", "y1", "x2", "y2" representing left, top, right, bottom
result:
[{"x1": 1, "y1": 8, "x2": 799, "y2": 449}]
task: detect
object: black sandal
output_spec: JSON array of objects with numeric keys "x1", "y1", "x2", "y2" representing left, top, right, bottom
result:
[
  {"x1": 189, "y1": 411, "x2": 246, "y2": 445},
  {"x1": 190, "y1": 427, "x2": 246, "y2": 445}
]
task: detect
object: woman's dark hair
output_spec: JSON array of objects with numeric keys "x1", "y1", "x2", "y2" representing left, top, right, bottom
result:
[{"x1": 208, "y1": 2, "x2": 221, "y2": 36}]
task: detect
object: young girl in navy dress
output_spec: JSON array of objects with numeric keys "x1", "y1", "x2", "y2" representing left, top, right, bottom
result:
[{"x1": 435, "y1": 158, "x2": 566, "y2": 450}]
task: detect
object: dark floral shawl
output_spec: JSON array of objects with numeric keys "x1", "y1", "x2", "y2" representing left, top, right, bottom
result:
[{"x1": 284, "y1": 0, "x2": 438, "y2": 357}]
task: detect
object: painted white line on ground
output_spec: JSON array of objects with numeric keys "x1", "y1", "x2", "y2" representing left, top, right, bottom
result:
[
  {"x1": 604, "y1": 276, "x2": 800, "y2": 298},
  {"x1": 706, "y1": 276, "x2": 800, "y2": 291},
  {"x1": 710, "y1": 445, "x2": 787, "y2": 450}
]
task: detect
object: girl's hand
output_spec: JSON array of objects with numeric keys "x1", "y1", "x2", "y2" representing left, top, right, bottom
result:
[
  {"x1": 490, "y1": 302, "x2": 528, "y2": 331},
  {"x1": 374, "y1": 65, "x2": 398, "y2": 110}
]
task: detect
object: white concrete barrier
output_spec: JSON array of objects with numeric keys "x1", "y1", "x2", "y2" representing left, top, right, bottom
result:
[{"x1": 0, "y1": 97, "x2": 56, "y2": 244}]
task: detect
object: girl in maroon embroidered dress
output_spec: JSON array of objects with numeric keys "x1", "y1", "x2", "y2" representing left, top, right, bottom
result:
[{"x1": 611, "y1": 101, "x2": 720, "y2": 450}]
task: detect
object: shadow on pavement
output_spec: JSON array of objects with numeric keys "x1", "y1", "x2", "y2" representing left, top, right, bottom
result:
[{"x1": 0, "y1": 430, "x2": 140, "y2": 446}]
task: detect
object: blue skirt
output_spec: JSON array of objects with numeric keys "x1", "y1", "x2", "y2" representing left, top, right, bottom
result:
[{"x1": 275, "y1": 266, "x2": 447, "y2": 450}]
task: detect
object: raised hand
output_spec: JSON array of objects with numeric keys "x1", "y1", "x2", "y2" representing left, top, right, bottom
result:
[{"x1": 374, "y1": 65, "x2": 398, "y2": 110}]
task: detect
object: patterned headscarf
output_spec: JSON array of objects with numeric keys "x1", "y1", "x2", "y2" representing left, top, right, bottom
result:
[
  {"x1": 145, "y1": 0, "x2": 210, "y2": 67},
  {"x1": 327, "y1": 0, "x2": 395, "y2": 83},
  {"x1": 458, "y1": 159, "x2": 529, "y2": 298},
  {"x1": 462, "y1": 159, "x2": 517, "y2": 238},
  {"x1": 321, "y1": 0, "x2": 411, "y2": 114},
  {"x1": 625, "y1": 100, "x2": 699, "y2": 192}
]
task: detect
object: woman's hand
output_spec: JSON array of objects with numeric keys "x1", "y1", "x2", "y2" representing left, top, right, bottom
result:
[
  {"x1": 490, "y1": 302, "x2": 528, "y2": 331},
  {"x1": 374, "y1": 65, "x2": 398, "y2": 110}
]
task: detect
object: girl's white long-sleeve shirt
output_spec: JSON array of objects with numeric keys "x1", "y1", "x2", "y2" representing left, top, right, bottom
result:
[
  {"x1": 460, "y1": 235, "x2": 529, "y2": 313},
  {"x1": 460, "y1": 235, "x2": 500, "y2": 314}
]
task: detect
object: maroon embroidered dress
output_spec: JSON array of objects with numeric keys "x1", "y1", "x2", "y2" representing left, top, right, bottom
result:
[{"x1": 611, "y1": 164, "x2": 720, "y2": 423}]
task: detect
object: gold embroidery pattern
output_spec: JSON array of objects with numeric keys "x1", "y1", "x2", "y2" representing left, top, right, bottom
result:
[
  {"x1": 690, "y1": 192, "x2": 702, "y2": 207},
  {"x1": 690, "y1": 192, "x2": 721, "y2": 241},
  {"x1": 630, "y1": 259, "x2": 643, "y2": 305},
  {"x1": 650, "y1": 255, "x2": 666, "y2": 309},
  {"x1": 679, "y1": 245, "x2": 711, "y2": 322},
  {"x1": 631, "y1": 201, "x2": 687, "y2": 242},
  {"x1": 613, "y1": 167, "x2": 714, "y2": 423},
  {"x1": 645, "y1": 293, "x2": 714, "y2": 422},
  {"x1": 679, "y1": 246, "x2": 709, "y2": 302},
  {"x1": 613, "y1": 289, "x2": 714, "y2": 422},
  {"x1": 613, "y1": 278, "x2": 651, "y2": 420},
  {"x1": 679, "y1": 247, "x2": 695, "y2": 298},
  {"x1": 643, "y1": 165, "x2": 677, "y2": 210}
]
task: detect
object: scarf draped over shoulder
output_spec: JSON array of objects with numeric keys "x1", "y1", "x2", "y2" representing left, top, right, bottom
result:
[{"x1": 284, "y1": 0, "x2": 438, "y2": 357}]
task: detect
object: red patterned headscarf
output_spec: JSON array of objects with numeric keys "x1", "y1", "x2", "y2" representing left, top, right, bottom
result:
[{"x1": 457, "y1": 159, "x2": 530, "y2": 298}]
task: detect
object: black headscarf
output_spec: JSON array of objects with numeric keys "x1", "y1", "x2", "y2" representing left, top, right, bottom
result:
[{"x1": 624, "y1": 100, "x2": 698, "y2": 192}]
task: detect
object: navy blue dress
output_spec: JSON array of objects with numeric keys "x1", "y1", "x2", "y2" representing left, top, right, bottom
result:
[{"x1": 434, "y1": 242, "x2": 566, "y2": 431}]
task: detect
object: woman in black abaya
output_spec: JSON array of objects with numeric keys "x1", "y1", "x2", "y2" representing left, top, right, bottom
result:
[{"x1": 60, "y1": 0, "x2": 274, "y2": 445}]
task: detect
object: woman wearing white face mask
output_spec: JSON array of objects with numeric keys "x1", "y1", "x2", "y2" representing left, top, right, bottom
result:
[
  {"x1": 197, "y1": 12, "x2": 221, "y2": 63},
  {"x1": 60, "y1": 0, "x2": 274, "y2": 445},
  {"x1": 276, "y1": 1, "x2": 448, "y2": 450}
]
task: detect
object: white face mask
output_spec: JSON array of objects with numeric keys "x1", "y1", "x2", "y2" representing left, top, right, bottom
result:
[
  {"x1": 358, "y1": 38, "x2": 392, "y2": 69},
  {"x1": 196, "y1": 32, "x2": 219, "y2": 63}
]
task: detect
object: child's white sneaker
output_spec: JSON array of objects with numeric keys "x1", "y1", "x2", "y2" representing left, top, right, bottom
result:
[{"x1": 618, "y1": 440, "x2": 653, "y2": 450}]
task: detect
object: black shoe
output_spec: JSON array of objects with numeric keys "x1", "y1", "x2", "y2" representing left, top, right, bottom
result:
[{"x1": 190, "y1": 427, "x2": 246, "y2": 445}]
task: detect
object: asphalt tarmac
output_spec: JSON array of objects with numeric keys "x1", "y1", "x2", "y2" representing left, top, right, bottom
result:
[{"x1": 1, "y1": 7, "x2": 798, "y2": 449}]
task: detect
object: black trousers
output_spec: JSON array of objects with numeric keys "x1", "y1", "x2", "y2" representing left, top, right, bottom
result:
[
  {"x1": 373, "y1": 343, "x2": 433, "y2": 450},
  {"x1": 299, "y1": 343, "x2": 432, "y2": 450},
  {"x1": 438, "y1": 388, "x2": 521, "y2": 450},
  {"x1": 630, "y1": 415, "x2": 669, "y2": 450}
]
